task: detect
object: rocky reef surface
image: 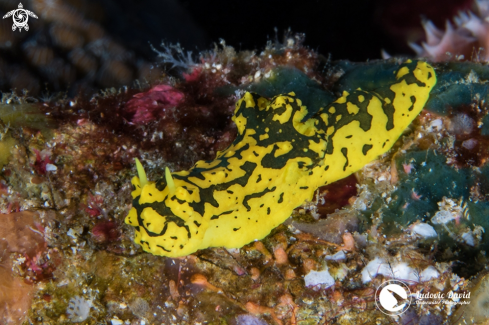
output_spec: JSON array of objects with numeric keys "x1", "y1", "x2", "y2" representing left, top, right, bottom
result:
[{"x1": 1, "y1": 32, "x2": 489, "y2": 325}]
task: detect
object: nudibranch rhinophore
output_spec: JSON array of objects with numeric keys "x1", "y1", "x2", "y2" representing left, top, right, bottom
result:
[{"x1": 125, "y1": 60, "x2": 436, "y2": 257}]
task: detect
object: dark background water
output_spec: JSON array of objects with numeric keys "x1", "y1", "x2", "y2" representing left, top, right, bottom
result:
[
  {"x1": 101, "y1": 0, "x2": 470, "y2": 61},
  {"x1": 0, "y1": 0, "x2": 471, "y2": 95}
]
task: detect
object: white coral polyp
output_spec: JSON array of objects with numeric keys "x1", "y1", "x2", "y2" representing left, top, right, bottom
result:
[{"x1": 66, "y1": 296, "x2": 92, "y2": 322}]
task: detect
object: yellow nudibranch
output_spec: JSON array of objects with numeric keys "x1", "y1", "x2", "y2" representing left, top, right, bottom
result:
[{"x1": 125, "y1": 60, "x2": 436, "y2": 257}]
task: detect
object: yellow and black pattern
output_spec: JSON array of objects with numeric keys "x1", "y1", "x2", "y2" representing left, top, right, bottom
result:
[{"x1": 125, "y1": 60, "x2": 436, "y2": 257}]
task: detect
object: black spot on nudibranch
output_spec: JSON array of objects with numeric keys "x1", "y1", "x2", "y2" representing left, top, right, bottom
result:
[
  {"x1": 243, "y1": 186, "x2": 276, "y2": 211},
  {"x1": 341, "y1": 147, "x2": 349, "y2": 171},
  {"x1": 210, "y1": 210, "x2": 234, "y2": 220},
  {"x1": 278, "y1": 193, "x2": 284, "y2": 203},
  {"x1": 233, "y1": 227, "x2": 241, "y2": 231},
  {"x1": 362, "y1": 144, "x2": 373, "y2": 156},
  {"x1": 408, "y1": 95, "x2": 416, "y2": 111},
  {"x1": 182, "y1": 186, "x2": 193, "y2": 195},
  {"x1": 171, "y1": 196, "x2": 186, "y2": 204},
  {"x1": 157, "y1": 245, "x2": 171, "y2": 252}
]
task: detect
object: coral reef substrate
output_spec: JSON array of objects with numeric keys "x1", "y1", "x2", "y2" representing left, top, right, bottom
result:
[{"x1": 1, "y1": 34, "x2": 489, "y2": 324}]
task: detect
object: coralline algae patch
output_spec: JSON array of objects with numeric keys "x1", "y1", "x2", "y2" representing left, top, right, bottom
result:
[
  {"x1": 2, "y1": 35, "x2": 489, "y2": 324},
  {"x1": 375, "y1": 150, "x2": 489, "y2": 273}
]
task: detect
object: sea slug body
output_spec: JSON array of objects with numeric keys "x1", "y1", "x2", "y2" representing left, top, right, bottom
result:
[{"x1": 125, "y1": 60, "x2": 437, "y2": 257}]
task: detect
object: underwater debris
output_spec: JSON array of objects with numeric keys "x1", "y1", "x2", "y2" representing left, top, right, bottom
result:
[
  {"x1": 431, "y1": 197, "x2": 468, "y2": 226},
  {"x1": 304, "y1": 267, "x2": 335, "y2": 289},
  {"x1": 408, "y1": 222, "x2": 438, "y2": 238},
  {"x1": 361, "y1": 257, "x2": 439, "y2": 284},
  {"x1": 236, "y1": 314, "x2": 269, "y2": 325},
  {"x1": 420, "y1": 266, "x2": 441, "y2": 282},
  {"x1": 325, "y1": 250, "x2": 347, "y2": 261}
]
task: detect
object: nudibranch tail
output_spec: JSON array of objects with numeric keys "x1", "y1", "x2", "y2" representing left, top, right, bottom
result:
[{"x1": 125, "y1": 60, "x2": 437, "y2": 258}]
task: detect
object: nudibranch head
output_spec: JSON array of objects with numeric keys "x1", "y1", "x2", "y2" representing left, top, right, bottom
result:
[
  {"x1": 125, "y1": 60, "x2": 436, "y2": 258},
  {"x1": 126, "y1": 161, "x2": 208, "y2": 257}
]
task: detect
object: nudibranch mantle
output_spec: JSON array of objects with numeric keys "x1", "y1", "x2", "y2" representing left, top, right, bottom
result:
[{"x1": 125, "y1": 60, "x2": 436, "y2": 257}]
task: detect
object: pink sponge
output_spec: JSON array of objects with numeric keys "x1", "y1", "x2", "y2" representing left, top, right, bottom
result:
[{"x1": 125, "y1": 84, "x2": 184, "y2": 124}]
